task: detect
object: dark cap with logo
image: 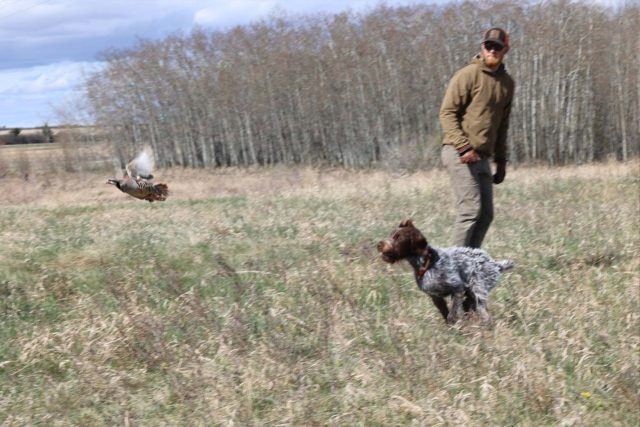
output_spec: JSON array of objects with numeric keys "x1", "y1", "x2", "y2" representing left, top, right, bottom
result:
[{"x1": 482, "y1": 27, "x2": 509, "y2": 48}]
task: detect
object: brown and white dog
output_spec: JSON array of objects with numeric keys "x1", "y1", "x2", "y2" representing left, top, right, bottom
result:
[{"x1": 377, "y1": 219, "x2": 513, "y2": 324}]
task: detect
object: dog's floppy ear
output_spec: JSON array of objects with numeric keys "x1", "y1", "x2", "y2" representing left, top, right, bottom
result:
[{"x1": 398, "y1": 219, "x2": 413, "y2": 228}]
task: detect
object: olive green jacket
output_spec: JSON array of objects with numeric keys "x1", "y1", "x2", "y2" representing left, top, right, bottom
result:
[{"x1": 439, "y1": 54, "x2": 515, "y2": 163}]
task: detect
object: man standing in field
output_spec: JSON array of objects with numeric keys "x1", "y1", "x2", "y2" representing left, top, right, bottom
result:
[{"x1": 440, "y1": 27, "x2": 515, "y2": 248}]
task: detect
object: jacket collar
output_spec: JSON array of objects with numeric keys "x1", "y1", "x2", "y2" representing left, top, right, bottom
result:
[{"x1": 472, "y1": 54, "x2": 506, "y2": 76}]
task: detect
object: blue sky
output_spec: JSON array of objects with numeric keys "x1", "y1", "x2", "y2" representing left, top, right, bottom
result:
[{"x1": 0, "y1": 0, "x2": 623, "y2": 128}]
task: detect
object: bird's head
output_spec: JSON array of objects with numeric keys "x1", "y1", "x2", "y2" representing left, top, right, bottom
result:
[{"x1": 107, "y1": 178, "x2": 121, "y2": 189}]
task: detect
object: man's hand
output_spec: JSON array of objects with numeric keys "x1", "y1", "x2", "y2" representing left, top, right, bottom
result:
[
  {"x1": 459, "y1": 149, "x2": 481, "y2": 164},
  {"x1": 493, "y1": 162, "x2": 506, "y2": 184}
]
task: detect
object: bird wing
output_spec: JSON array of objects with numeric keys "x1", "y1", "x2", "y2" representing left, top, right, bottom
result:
[{"x1": 126, "y1": 146, "x2": 155, "y2": 179}]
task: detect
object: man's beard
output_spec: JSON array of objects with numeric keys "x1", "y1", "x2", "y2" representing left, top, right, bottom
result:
[{"x1": 484, "y1": 55, "x2": 501, "y2": 67}]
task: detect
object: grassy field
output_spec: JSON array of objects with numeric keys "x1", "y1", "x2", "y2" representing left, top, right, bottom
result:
[
  {"x1": 0, "y1": 139, "x2": 113, "y2": 178},
  {"x1": 0, "y1": 161, "x2": 638, "y2": 425}
]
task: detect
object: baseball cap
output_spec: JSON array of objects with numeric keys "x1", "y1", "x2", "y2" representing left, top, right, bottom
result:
[{"x1": 482, "y1": 27, "x2": 509, "y2": 48}]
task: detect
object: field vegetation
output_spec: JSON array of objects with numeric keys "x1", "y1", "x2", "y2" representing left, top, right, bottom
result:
[
  {"x1": 0, "y1": 158, "x2": 638, "y2": 425},
  {"x1": 2, "y1": 1, "x2": 637, "y2": 423}
]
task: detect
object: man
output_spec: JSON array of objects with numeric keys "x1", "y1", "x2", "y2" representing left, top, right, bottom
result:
[{"x1": 439, "y1": 27, "x2": 515, "y2": 248}]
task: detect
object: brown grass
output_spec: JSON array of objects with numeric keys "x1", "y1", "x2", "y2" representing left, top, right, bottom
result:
[
  {"x1": 1, "y1": 158, "x2": 635, "y2": 207},
  {"x1": 0, "y1": 159, "x2": 638, "y2": 425}
]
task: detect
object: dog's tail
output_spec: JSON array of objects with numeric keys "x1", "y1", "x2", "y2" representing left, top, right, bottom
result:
[{"x1": 497, "y1": 260, "x2": 515, "y2": 272}]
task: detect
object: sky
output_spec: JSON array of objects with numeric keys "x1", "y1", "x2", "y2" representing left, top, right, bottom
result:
[{"x1": 0, "y1": 0, "x2": 624, "y2": 128}]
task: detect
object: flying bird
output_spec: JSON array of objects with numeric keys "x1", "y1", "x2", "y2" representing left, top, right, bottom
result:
[{"x1": 107, "y1": 146, "x2": 169, "y2": 202}]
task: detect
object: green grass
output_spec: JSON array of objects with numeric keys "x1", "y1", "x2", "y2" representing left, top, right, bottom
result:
[{"x1": 0, "y1": 163, "x2": 638, "y2": 425}]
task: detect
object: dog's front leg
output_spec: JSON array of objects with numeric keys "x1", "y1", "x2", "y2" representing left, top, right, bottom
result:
[
  {"x1": 447, "y1": 292, "x2": 464, "y2": 325},
  {"x1": 430, "y1": 295, "x2": 449, "y2": 320}
]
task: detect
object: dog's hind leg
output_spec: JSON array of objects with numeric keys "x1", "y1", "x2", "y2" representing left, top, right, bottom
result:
[
  {"x1": 447, "y1": 292, "x2": 465, "y2": 325},
  {"x1": 476, "y1": 300, "x2": 492, "y2": 325},
  {"x1": 462, "y1": 288, "x2": 477, "y2": 312}
]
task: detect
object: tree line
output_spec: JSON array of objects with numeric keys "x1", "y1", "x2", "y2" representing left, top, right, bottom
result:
[
  {"x1": 85, "y1": 0, "x2": 639, "y2": 168},
  {"x1": 0, "y1": 125, "x2": 54, "y2": 145}
]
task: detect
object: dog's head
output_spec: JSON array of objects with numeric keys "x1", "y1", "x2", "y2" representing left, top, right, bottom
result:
[{"x1": 377, "y1": 219, "x2": 429, "y2": 264}]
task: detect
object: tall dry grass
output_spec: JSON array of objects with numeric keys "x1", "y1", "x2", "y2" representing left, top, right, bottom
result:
[{"x1": 0, "y1": 160, "x2": 638, "y2": 425}]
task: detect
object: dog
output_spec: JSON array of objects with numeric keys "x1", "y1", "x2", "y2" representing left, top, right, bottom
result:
[{"x1": 377, "y1": 219, "x2": 514, "y2": 324}]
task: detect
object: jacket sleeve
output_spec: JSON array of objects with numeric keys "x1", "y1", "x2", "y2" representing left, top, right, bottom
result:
[
  {"x1": 494, "y1": 81, "x2": 514, "y2": 163},
  {"x1": 439, "y1": 69, "x2": 473, "y2": 152}
]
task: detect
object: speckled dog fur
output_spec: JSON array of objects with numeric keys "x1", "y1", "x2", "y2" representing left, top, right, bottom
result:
[{"x1": 377, "y1": 219, "x2": 514, "y2": 324}]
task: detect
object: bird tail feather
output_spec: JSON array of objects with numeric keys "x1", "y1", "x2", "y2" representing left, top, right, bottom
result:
[
  {"x1": 153, "y1": 184, "x2": 169, "y2": 200},
  {"x1": 152, "y1": 183, "x2": 169, "y2": 200},
  {"x1": 144, "y1": 183, "x2": 169, "y2": 202}
]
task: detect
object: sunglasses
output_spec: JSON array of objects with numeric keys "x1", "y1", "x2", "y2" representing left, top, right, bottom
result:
[{"x1": 483, "y1": 42, "x2": 504, "y2": 52}]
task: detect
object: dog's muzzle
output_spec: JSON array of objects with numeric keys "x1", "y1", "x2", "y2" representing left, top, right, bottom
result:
[{"x1": 377, "y1": 240, "x2": 398, "y2": 263}]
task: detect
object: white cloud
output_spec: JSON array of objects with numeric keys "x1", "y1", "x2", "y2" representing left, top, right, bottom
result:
[
  {"x1": 194, "y1": 1, "x2": 278, "y2": 27},
  {"x1": 0, "y1": 62, "x2": 102, "y2": 95},
  {"x1": 192, "y1": 0, "x2": 420, "y2": 27},
  {"x1": 0, "y1": 61, "x2": 103, "y2": 127}
]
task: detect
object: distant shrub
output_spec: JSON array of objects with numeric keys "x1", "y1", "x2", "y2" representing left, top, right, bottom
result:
[
  {"x1": 0, "y1": 133, "x2": 47, "y2": 145},
  {"x1": 41, "y1": 123, "x2": 55, "y2": 143}
]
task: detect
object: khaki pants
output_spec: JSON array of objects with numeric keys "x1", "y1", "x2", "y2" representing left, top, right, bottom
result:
[{"x1": 441, "y1": 145, "x2": 494, "y2": 248}]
